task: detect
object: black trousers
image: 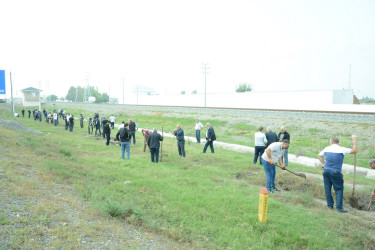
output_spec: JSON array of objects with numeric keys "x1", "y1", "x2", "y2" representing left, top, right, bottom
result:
[
  {"x1": 130, "y1": 131, "x2": 136, "y2": 144},
  {"x1": 106, "y1": 133, "x2": 110, "y2": 145},
  {"x1": 254, "y1": 146, "x2": 266, "y2": 164},
  {"x1": 150, "y1": 148, "x2": 160, "y2": 163},
  {"x1": 177, "y1": 140, "x2": 186, "y2": 157},
  {"x1": 203, "y1": 140, "x2": 214, "y2": 153}
]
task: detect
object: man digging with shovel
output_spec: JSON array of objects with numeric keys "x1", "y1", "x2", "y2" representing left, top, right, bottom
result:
[
  {"x1": 261, "y1": 139, "x2": 289, "y2": 193},
  {"x1": 318, "y1": 135, "x2": 358, "y2": 213}
]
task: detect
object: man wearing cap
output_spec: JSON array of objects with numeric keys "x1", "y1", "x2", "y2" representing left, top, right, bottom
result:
[{"x1": 261, "y1": 140, "x2": 289, "y2": 193}]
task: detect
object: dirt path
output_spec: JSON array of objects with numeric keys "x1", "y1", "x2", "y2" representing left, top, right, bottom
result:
[{"x1": 0, "y1": 124, "x2": 180, "y2": 249}]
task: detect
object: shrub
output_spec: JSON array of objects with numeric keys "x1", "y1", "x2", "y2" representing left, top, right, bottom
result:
[{"x1": 58, "y1": 147, "x2": 72, "y2": 157}]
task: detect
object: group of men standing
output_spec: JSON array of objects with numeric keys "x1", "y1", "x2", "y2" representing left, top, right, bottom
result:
[
  {"x1": 114, "y1": 119, "x2": 165, "y2": 163},
  {"x1": 253, "y1": 124, "x2": 364, "y2": 213},
  {"x1": 23, "y1": 108, "x2": 61, "y2": 127},
  {"x1": 251, "y1": 126, "x2": 290, "y2": 194},
  {"x1": 194, "y1": 119, "x2": 217, "y2": 153},
  {"x1": 253, "y1": 126, "x2": 290, "y2": 167}
]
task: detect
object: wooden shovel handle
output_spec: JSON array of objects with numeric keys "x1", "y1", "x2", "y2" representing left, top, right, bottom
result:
[
  {"x1": 368, "y1": 188, "x2": 375, "y2": 211},
  {"x1": 352, "y1": 154, "x2": 357, "y2": 196}
]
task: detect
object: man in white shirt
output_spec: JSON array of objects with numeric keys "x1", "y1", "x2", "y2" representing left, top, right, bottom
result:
[
  {"x1": 254, "y1": 127, "x2": 268, "y2": 165},
  {"x1": 118, "y1": 121, "x2": 125, "y2": 130},
  {"x1": 194, "y1": 119, "x2": 204, "y2": 143},
  {"x1": 53, "y1": 112, "x2": 58, "y2": 126},
  {"x1": 109, "y1": 115, "x2": 116, "y2": 129}
]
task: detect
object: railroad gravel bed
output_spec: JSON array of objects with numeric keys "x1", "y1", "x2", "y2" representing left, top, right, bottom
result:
[{"x1": 60, "y1": 103, "x2": 375, "y2": 124}]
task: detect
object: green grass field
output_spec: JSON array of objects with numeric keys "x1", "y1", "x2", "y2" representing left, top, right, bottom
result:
[
  {"x1": 2, "y1": 104, "x2": 375, "y2": 249},
  {"x1": 39, "y1": 103, "x2": 374, "y2": 168}
]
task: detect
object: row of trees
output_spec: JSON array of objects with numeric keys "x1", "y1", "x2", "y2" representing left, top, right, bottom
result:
[
  {"x1": 180, "y1": 83, "x2": 252, "y2": 94},
  {"x1": 359, "y1": 96, "x2": 375, "y2": 104},
  {"x1": 50, "y1": 83, "x2": 252, "y2": 100},
  {"x1": 65, "y1": 86, "x2": 109, "y2": 103}
]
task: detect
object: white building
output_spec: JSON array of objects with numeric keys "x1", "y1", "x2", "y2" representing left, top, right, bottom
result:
[
  {"x1": 21, "y1": 87, "x2": 42, "y2": 107},
  {"x1": 125, "y1": 89, "x2": 375, "y2": 113}
]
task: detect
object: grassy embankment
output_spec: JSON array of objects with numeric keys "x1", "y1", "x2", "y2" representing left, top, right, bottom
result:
[{"x1": 2, "y1": 104, "x2": 375, "y2": 248}]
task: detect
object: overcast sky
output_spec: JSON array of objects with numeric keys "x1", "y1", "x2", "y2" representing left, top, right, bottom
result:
[{"x1": 1, "y1": 0, "x2": 374, "y2": 99}]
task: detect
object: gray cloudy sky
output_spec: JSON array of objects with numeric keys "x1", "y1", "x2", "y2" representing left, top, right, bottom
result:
[{"x1": 1, "y1": 0, "x2": 374, "y2": 99}]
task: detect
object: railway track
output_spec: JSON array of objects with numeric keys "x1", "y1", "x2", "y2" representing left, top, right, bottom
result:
[
  {"x1": 46, "y1": 102, "x2": 375, "y2": 115},
  {"x1": 122, "y1": 104, "x2": 375, "y2": 115}
]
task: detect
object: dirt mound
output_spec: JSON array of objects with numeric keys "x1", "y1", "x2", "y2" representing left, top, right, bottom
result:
[
  {"x1": 348, "y1": 193, "x2": 375, "y2": 211},
  {"x1": 0, "y1": 120, "x2": 42, "y2": 134}
]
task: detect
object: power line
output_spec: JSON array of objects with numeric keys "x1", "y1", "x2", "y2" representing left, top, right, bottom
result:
[
  {"x1": 10, "y1": 71, "x2": 14, "y2": 115},
  {"x1": 123, "y1": 77, "x2": 125, "y2": 105},
  {"x1": 202, "y1": 63, "x2": 209, "y2": 107},
  {"x1": 348, "y1": 64, "x2": 352, "y2": 89}
]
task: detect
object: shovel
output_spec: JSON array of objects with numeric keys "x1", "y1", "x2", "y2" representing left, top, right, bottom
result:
[
  {"x1": 349, "y1": 154, "x2": 359, "y2": 209},
  {"x1": 275, "y1": 164, "x2": 306, "y2": 179},
  {"x1": 367, "y1": 188, "x2": 375, "y2": 211}
]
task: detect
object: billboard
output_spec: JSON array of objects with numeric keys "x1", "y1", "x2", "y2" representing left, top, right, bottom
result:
[{"x1": 0, "y1": 70, "x2": 5, "y2": 94}]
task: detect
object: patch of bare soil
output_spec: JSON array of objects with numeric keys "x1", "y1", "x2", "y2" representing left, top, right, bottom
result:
[
  {"x1": 0, "y1": 119, "x2": 42, "y2": 134},
  {"x1": 349, "y1": 193, "x2": 375, "y2": 211},
  {"x1": 0, "y1": 143, "x2": 181, "y2": 249}
]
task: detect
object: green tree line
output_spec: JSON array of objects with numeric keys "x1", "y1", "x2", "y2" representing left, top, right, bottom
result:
[{"x1": 65, "y1": 86, "x2": 109, "y2": 103}]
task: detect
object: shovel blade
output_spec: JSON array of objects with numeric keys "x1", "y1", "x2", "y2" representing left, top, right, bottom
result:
[{"x1": 297, "y1": 172, "x2": 307, "y2": 179}]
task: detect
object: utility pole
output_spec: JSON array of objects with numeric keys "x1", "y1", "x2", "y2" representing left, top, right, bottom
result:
[
  {"x1": 84, "y1": 72, "x2": 90, "y2": 101},
  {"x1": 10, "y1": 71, "x2": 14, "y2": 115},
  {"x1": 202, "y1": 63, "x2": 209, "y2": 107},
  {"x1": 108, "y1": 84, "x2": 111, "y2": 103},
  {"x1": 136, "y1": 85, "x2": 139, "y2": 105},
  {"x1": 75, "y1": 86, "x2": 78, "y2": 103},
  {"x1": 122, "y1": 77, "x2": 125, "y2": 105},
  {"x1": 38, "y1": 81, "x2": 41, "y2": 111},
  {"x1": 348, "y1": 64, "x2": 352, "y2": 89}
]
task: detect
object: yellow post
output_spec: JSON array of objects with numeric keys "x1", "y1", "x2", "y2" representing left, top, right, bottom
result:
[{"x1": 258, "y1": 188, "x2": 269, "y2": 223}]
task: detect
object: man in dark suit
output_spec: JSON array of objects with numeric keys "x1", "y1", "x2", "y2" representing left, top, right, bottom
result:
[
  {"x1": 265, "y1": 127, "x2": 278, "y2": 147},
  {"x1": 103, "y1": 120, "x2": 111, "y2": 146},
  {"x1": 203, "y1": 123, "x2": 216, "y2": 153},
  {"x1": 147, "y1": 128, "x2": 163, "y2": 163}
]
